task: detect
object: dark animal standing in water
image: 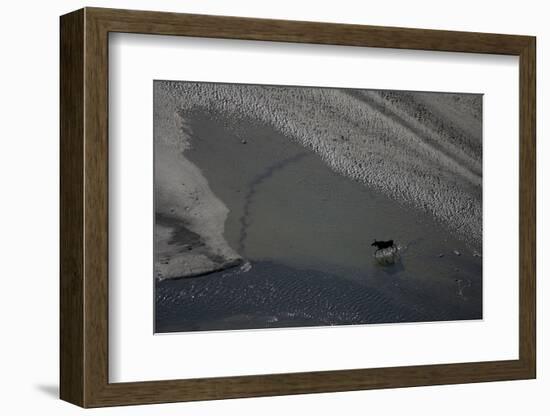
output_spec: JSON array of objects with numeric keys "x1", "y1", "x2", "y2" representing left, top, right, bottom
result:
[{"x1": 371, "y1": 239, "x2": 395, "y2": 252}]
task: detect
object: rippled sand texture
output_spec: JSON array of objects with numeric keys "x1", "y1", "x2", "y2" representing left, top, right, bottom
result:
[
  {"x1": 156, "y1": 261, "x2": 480, "y2": 332},
  {"x1": 155, "y1": 81, "x2": 482, "y2": 259},
  {"x1": 153, "y1": 81, "x2": 483, "y2": 331}
]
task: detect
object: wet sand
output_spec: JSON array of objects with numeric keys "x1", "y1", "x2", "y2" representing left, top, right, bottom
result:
[
  {"x1": 155, "y1": 108, "x2": 482, "y2": 332},
  {"x1": 156, "y1": 81, "x2": 483, "y2": 249}
]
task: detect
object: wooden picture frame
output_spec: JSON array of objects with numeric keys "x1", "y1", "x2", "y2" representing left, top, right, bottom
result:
[{"x1": 60, "y1": 7, "x2": 536, "y2": 408}]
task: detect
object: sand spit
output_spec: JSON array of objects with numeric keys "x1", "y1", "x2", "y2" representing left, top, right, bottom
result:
[
  {"x1": 154, "y1": 90, "x2": 242, "y2": 280},
  {"x1": 156, "y1": 81, "x2": 482, "y2": 250}
]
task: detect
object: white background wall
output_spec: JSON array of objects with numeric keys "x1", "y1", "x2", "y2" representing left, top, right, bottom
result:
[{"x1": 0, "y1": 0, "x2": 546, "y2": 414}]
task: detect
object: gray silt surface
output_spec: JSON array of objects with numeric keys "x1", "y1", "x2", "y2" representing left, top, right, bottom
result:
[
  {"x1": 156, "y1": 110, "x2": 482, "y2": 332},
  {"x1": 155, "y1": 81, "x2": 483, "y2": 249}
]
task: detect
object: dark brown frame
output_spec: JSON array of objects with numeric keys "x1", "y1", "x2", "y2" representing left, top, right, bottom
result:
[{"x1": 60, "y1": 7, "x2": 536, "y2": 408}]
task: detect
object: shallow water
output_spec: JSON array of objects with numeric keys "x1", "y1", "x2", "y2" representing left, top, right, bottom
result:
[
  {"x1": 156, "y1": 260, "x2": 480, "y2": 333},
  {"x1": 155, "y1": 110, "x2": 482, "y2": 333}
]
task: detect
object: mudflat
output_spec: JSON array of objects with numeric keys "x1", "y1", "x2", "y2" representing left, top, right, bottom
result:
[{"x1": 154, "y1": 81, "x2": 482, "y2": 332}]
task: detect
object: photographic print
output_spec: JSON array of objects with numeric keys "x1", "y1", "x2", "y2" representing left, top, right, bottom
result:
[{"x1": 154, "y1": 81, "x2": 482, "y2": 333}]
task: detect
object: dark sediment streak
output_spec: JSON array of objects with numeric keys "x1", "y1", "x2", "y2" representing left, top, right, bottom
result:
[
  {"x1": 157, "y1": 81, "x2": 483, "y2": 250},
  {"x1": 237, "y1": 153, "x2": 307, "y2": 254},
  {"x1": 154, "y1": 111, "x2": 482, "y2": 332},
  {"x1": 153, "y1": 82, "x2": 483, "y2": 332}
]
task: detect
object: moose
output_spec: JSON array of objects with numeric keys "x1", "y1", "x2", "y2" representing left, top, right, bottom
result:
[{"x1": 371, "y1": 239, "x2": 396, "y2": 253}]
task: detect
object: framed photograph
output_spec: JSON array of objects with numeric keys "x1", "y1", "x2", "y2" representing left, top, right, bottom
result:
[{"x1": 60, "y1": 7, "x2": 536, "y2": 407}]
